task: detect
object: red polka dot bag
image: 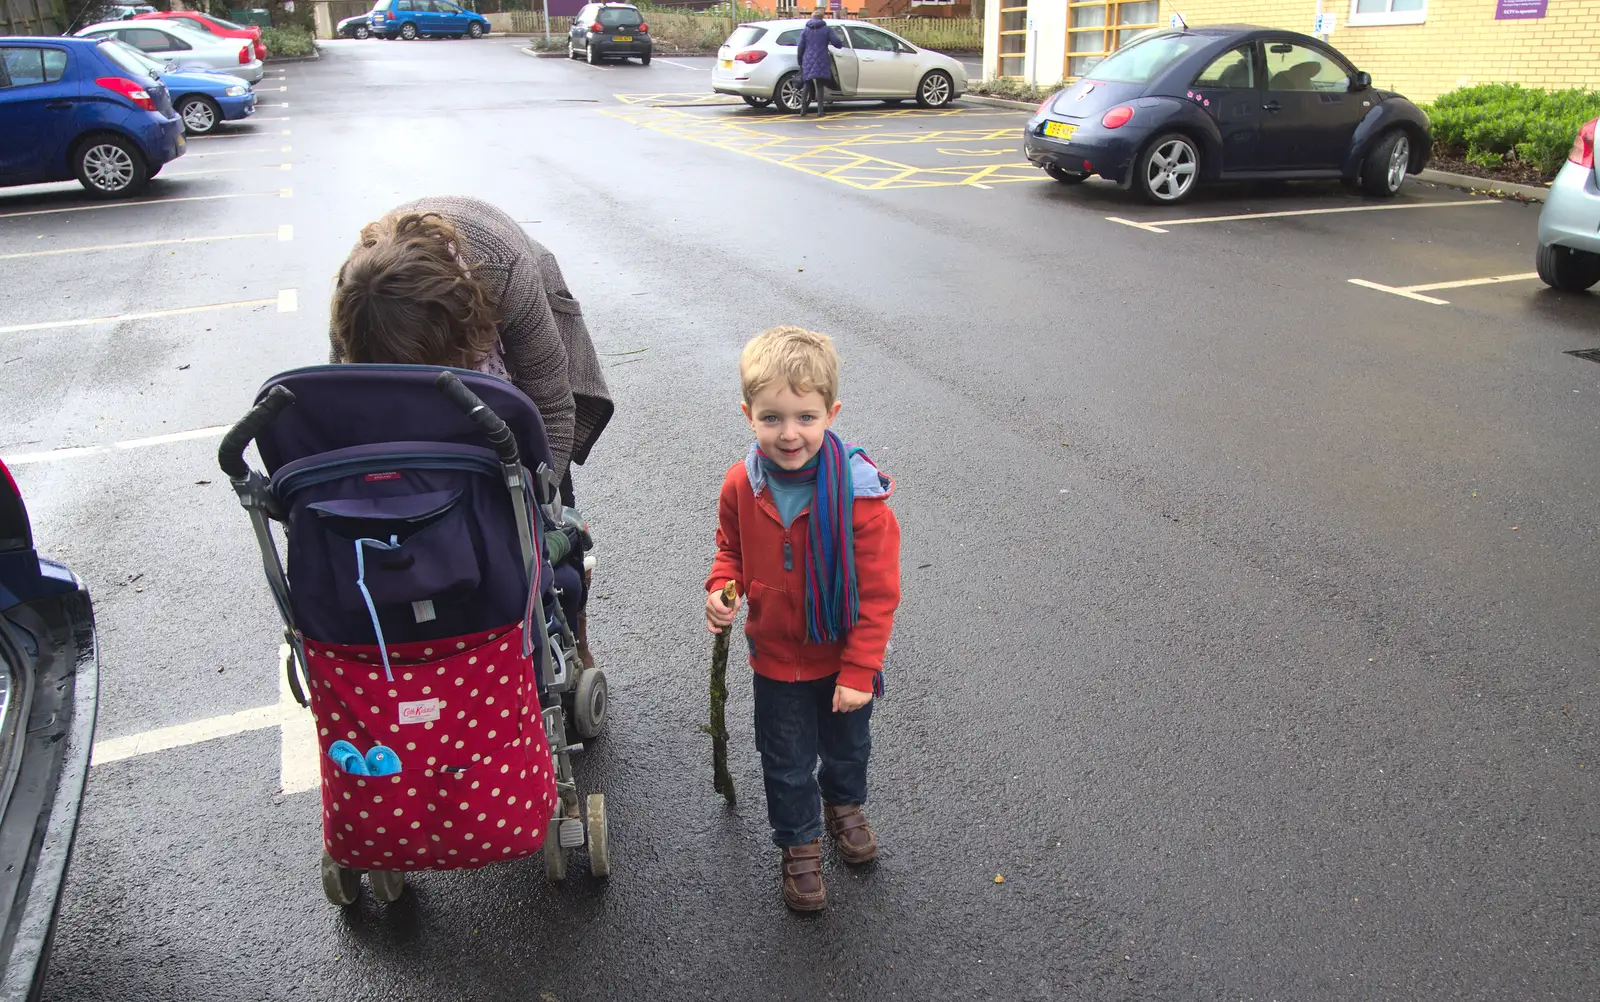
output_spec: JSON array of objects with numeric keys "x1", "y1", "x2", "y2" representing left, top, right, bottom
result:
[{"x1": 308, "y1": 623, "x2": 559, "y2": 871}]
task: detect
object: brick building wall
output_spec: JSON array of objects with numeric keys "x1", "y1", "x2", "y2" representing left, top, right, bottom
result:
[
  {"x1": 984, "y1": 0, "x2": 1600, "y2": 101},
  {"x1": 1163, "y1": 0, "x2": 1600, "y2": 102}
]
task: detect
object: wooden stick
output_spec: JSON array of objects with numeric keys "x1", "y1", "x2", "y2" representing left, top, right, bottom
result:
[{"x1": 702, "y1": 581, "x2": 738, "y2": 804}]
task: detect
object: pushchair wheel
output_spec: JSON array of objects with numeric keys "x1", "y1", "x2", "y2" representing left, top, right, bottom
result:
[
  {"x1": 545, "y1": 829, "x2": 569, "y2": 881},
  {"x1": 586, "y1": 793, "x2": 610, "y2": 878},
  {"x1": 320, "y1": 852, "x2": 361, "y2": 907},
  {"x1": 571, "y1": 667, "x2": 608, "y2": 740},
  {"x1": 369, "y1": 868, "x2": 407, "y2": 903}
]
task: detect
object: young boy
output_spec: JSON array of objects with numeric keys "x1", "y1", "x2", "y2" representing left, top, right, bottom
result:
[{"x1": 704, "y1": 325, "x2": 902, "y2": 912}]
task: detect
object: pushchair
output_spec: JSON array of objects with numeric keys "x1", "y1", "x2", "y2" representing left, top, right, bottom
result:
[{"x1": 218, "y1": 364, "x2": 612, "y2": 906}]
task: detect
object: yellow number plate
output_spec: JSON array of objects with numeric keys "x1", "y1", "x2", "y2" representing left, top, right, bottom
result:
[
  {"x1": 1043, "y1": 121, "x2": 1077, "y2": 141},
  {"x1": 719, "y1": 59, "x2": 732, "y2": 69},
  {"x1": 613, "y1": 35, "x2": 631, "y2": 41}
]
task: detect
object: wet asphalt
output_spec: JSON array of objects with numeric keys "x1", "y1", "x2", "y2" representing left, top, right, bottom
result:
[{"x1": 2, "y1": 36, "x2": 1597, "y2": 1002}]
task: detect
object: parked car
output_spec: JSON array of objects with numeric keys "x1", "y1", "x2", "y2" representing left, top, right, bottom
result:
[
  {"x1": 76, "y1": 19, "x2": 264, "y2": 85},
  {"x1": 337, "y1": 11, "x2": 377, "y2": 39},
  {"x1": 1023, "y1": 26, "x2": 1431, "y2": 205},
  {"x1": 0, "y1": 456, "x2": 100, "y2": 1000},
  {"x1": 101, "y1": 4, "x2": 156, "y2": 19},
  {"x1": 104, "y1": 39, "x2": 255, "y2": 136},
  {"x1": 1534, "y1": 117, "x2": 1600, "y2": 293},
  {"x1": 0, "y1": 36, "x2": 185, "y2": 197},
  {"x1": 369, "y1": 0, "x2": 489, "y2": 40},
  {"x1": 133, "y1": 10, "x2": 268, "y2": 62},
  {"x1": 711, "y1": 18, "x2": 965, "y2": 112},
  {"x1": 568, "y1": 2, "x2": 650, "y2": 65}
]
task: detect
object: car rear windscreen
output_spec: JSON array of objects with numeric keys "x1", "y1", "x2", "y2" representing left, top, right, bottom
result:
[
  {"x1": 726, "y1": 25, "x2": 767, "y2": 47},
  {"x1": 1081, "y1": 32, "x2": 1198, "y2": 84},
  {"x1": 599, "y1": 8, "x2": 642, "y2": 26},
  {"x1": 97, "y1": 40, "x2": 155, "y2": 80}
]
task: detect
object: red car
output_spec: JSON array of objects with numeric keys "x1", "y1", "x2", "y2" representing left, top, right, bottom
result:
[{"x1": 133, "y1": 10, "x2": 268, "y2": 60}]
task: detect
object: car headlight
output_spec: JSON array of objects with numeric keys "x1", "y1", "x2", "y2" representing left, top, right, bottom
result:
[{"x1": 225, "y1": 84, "x2": 248, "y2": 96}]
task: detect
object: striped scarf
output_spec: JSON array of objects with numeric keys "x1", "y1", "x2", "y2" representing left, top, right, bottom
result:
[{"x1": 758, "y1": 430, "x2": 860, "y2": 644}]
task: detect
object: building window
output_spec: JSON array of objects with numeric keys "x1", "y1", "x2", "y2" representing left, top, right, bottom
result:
[
  {"x1": 1066, "y1": 0, "x2": 1159, "y2": 78},
  {"x1": 998, "y1": 1, "x2": 1027, "y2": 77},
  {"x1": 1346, "y1": 0, "x2": 1426, "y2": 27}
]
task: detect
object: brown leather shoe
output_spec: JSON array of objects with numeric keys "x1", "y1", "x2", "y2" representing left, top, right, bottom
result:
[
  {"x1": 781, "y1": 841, "x2": 826, "y2": 912},
  {"x1": 824, "y1": 803, "x2": 878, "y2": 864},
  {"x1": 575, "y1": 608, "x2": 596, "y2": 674}
]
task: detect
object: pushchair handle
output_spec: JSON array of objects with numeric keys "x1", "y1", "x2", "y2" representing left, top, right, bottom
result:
[
  {"x1": 435, "y1": 371, "x2": 520, "y2": 467},
  {"x1": 219, "y1": 385, "x2": 296, "y2": 480}
]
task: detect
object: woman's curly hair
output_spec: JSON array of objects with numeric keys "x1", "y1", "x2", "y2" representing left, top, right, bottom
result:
[{"x1": 331, "y1": 212, "x2": 500, "y2": 369}]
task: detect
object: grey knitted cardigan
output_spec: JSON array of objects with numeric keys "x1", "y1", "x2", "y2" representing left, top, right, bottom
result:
[{"x1": 329, "y1": 195, "x2": 614, "y2": 481}]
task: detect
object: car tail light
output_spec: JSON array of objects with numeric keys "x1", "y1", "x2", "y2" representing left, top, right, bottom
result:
[
  {"x1": 95, "y1": 76, "x2": 155, "y2": 111},
  {"x1": 239, "y1": 45, "x2": 250, "y2": 64},
  {"x1": 639, "y1": 22, "x2": 648, "y2": 32},
  {"x1": 591, "y1": 20, "x2": 603, "y2": 31},
  {"x1": 734, "y1": 49, "x2": 765, "y2": 64},
  {"x1": 254, "y1": 40, "x2": 266, "y2": 59},
  {"x1": 1101, "y1": 105, "x2": 1134, "y2": 129},
  {"x1": 1571, "y1": 118, "x2": 1597, "y2": 169}
]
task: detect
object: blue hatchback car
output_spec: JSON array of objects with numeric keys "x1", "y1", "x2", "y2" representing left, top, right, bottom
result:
[
  {"x1": 0, "y1": 36, "x2": 185, "y2": 198},
  {"x1": 369, "y1": 0, "x2": 490, "y2": 40},
  {"x1": 101, "y1": 38, "x2": 255, "y2": 136}
]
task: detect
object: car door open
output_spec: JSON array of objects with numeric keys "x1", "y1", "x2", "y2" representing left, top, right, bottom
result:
[{"x1": 825, "y1": 26, "x2": 858, "y2": 98}]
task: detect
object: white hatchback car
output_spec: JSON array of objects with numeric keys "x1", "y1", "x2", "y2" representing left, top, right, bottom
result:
[
  {"x1": 77, "y1": 19, "x2": 265, "y2": 84},
  {"x1": 712, "y1": 18, "x2": 966, "y2": 113}
]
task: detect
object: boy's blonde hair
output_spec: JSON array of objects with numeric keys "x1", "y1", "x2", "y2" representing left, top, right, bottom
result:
[{"x1": 740, "y1": 325, "x2": 840, "y2": 407}]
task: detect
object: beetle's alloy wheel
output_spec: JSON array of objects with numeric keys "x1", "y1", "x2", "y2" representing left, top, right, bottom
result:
[{"x1": 1145, "y1": 138, "x2": 1197, "y2": 202}]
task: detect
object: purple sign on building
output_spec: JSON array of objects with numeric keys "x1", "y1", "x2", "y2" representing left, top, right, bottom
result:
[{"x1": 1495, "y1": 0, "x2": 1547, "y2": 19}]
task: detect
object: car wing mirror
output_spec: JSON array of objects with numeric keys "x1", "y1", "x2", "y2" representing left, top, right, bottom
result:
[{"x1": 1351, "y1": 70, "x2": 1372, "y2": 91}]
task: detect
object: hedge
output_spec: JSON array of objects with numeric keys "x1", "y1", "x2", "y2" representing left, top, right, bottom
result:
[
  {"x1": 262, "y1": 25, "x2": 316, "y2": 58},
  {"x1": 1425, "y1": 84, "x2": 1600, "y2": 176}
]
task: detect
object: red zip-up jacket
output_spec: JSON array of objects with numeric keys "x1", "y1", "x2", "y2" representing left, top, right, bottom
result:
[{"x1": 706, "y1": 449, "x2": 901, "y2": 694}]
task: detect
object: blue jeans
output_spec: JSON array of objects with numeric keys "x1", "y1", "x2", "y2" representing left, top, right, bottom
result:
[{"x1": 752, "y1": 672, "x2": 872, "y2": 848}]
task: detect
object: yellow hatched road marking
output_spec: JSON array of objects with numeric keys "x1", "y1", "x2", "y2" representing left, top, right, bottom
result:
[{"x1": 602, "y1": 105, "x2": 1044, "y2": 190}]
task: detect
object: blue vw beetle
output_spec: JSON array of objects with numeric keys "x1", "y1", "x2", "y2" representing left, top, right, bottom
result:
[{"x1": 1024, "y1": 25, "x2": 1432, "y2": 204}]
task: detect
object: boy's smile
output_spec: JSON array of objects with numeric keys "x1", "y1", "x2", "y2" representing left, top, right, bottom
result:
[{"x1": 743, "y1": 384, "x2": 842, "y2": 470}]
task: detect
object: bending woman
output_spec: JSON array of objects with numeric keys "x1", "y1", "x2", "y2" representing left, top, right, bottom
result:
[{"x1": 328, "y1": 195, "x2": 613, "y2": 501}]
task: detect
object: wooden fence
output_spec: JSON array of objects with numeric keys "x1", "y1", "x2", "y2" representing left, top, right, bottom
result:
[
  {"x1": 861, "y1": 15, "x2": 981, "y2": 51},
  {"x1": 2, "y1": 0, "x2": 60, "y2": 34}
]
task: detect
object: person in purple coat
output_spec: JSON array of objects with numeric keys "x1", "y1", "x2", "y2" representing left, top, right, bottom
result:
[{"x1": 794, "y1": 13, "x2": 843, "y2": 117}]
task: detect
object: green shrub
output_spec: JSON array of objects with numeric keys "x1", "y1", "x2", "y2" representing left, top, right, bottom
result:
[
  {"x1": 1425, "y1": 83, "x2": 1600, "y2": 176},
  {"x1": 261, "y1": 26, "x2": 316, "y2": 59},
  {"x1": 968, "y1": 77, "x2": 1066, "y2": 104}
]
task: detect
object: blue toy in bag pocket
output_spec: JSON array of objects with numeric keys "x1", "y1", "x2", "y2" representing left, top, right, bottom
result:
[{"x1": 327, "y1": 740, "x2": 402, "y2": 776}]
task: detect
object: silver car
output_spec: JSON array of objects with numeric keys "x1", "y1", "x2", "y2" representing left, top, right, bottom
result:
[
  {"x1": 76, "y1": 18, "x2": 264, "y2": 84},
  {"x1": 1536, "y1": 117, "x2": 1600, "y2": 293},
  {"x1": 712, "y1": 18, "x2": 966, "y2": 113}
]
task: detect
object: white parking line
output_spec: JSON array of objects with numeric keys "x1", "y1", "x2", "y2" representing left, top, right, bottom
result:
[
  {"x1": 279, "y1": 224, "x2": 293, "y2": 241},
  {"x1": 187, "y1": 127, "x2": 291, "y2": 141},
  {"x1": 655, "y1": 58, "x2": 702, "y2": 71},
  {"x1": 163, "y1": 163, "x2": 293, "y2": 178},
  {"x1": 179, "y1": 146, "x2": 283, "y2": 159},
  {"x1": 1106, "y1": 198, "x2": 1500, "y2": 234},
  {"x1": 0, "y1": 190, "x2": 284, "y2": 220},
  {"x1": 90, "y1": 651, "x2": 320, "y2": 796},
  {"x1": 0, "y1": 289, "x2": 296, "y2": 337},
  {"x1": 0, "y1": 230, "x2": 280, "y2": 261},
  {"x1": 1349, "y1": 271, "x2": 1540, "y2": 306},
  {"x1": 4, "y1": 424, "x2": 229, "y2": 466}
]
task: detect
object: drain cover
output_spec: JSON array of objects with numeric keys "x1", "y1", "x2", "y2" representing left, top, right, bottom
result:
[{"x1": 1565, "y1": 349, "x2": 1600, "y2": 363}]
